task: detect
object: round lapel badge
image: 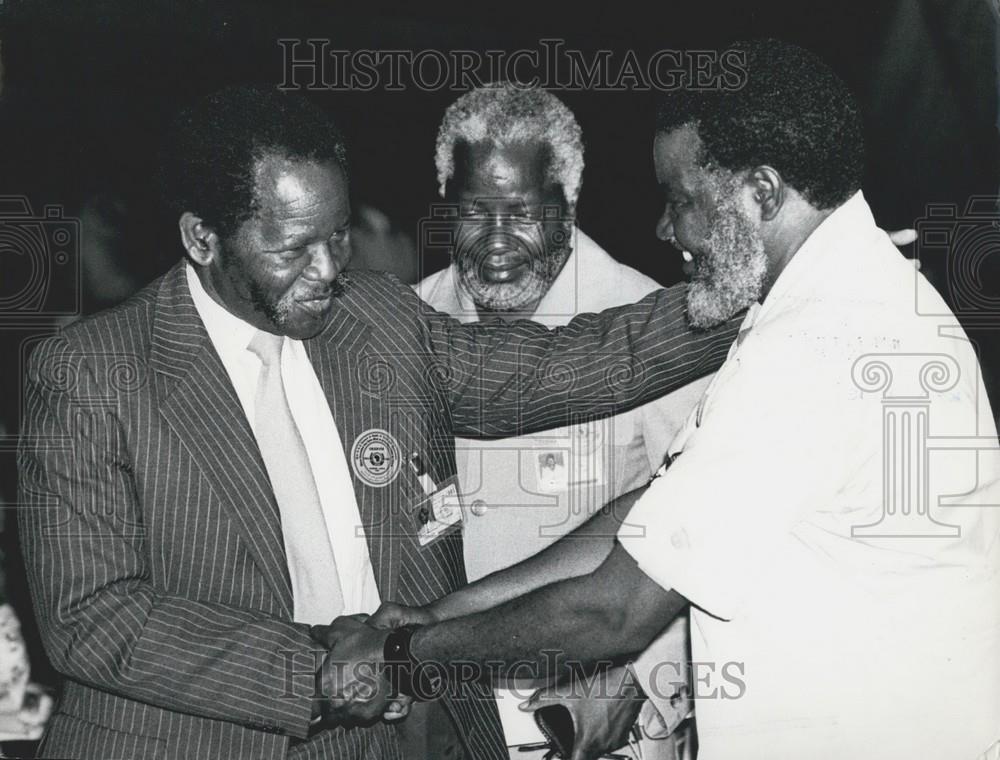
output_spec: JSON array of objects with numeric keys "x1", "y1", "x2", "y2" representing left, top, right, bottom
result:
[{"x1": 350, "y1": 428, "x2": 402, "y2": 488}]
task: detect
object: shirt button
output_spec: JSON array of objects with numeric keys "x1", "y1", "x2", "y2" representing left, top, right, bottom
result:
[{"x1": 470, "y1": 499, "x2": 489, "y2": 516}]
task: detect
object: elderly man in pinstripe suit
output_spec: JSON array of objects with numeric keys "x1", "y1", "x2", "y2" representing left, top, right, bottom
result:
[{"x1": 16, "y1": 85, "x2": 737, "y2": 760}]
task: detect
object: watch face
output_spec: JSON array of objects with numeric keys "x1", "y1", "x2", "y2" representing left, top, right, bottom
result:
[{"x1": 385, "y1": 634, "x2": 437, "y2": 700}]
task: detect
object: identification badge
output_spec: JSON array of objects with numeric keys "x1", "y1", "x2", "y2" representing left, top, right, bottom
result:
[
  {"x1": 535, "y1": 450, "x2": 569, "y2": 492},
  {"x1": 534, "y1": 421, "x2": 607, "y2": 494},
  {"x1": 413, "y1": 475, "x2": 464, "y2": 546}
]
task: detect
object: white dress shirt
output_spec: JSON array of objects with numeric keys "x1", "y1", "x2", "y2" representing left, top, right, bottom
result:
[
  {"x1": 619, "y1": 193, "x2": 1000, "y2": 759},
  {"x1": 186, "y1": 264, "x2": 380, "y2": 616}
]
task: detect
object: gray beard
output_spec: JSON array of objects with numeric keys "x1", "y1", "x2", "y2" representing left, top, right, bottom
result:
[
  {"x1": 686, "y1": 187, "x2": 766, "y2": 329},
  {"x1": 456, "y1": 237, "x2": 572, "y2": 313}
]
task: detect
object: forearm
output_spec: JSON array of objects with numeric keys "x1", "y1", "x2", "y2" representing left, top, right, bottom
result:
[
  {"x1": 431, "y1": 486, "x2": 647, "y2": 621},
  {"x1": 417, "y1": 575, "x2": 622, "y2": 678},
  {"x1": 413, "y1": 544, "x2": 685, "y2": 679}
]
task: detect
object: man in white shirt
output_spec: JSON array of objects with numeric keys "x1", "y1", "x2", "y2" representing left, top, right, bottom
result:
[
  {"x1": 416, "y1": 83, "x2": 706, "y2": 759},
  {"x1": 330, "y1": 39, "x2": 1000, "y2": 759}
]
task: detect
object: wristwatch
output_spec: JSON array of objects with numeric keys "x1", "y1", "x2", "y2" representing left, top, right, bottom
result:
[{"x1": 382, "y1": 625, "x2": 444, "y2": 700}]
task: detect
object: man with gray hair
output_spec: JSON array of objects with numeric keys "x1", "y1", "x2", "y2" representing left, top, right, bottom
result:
[
  {"x1": 416, "y1": 82, "x2": 705, "y2": 760},
  {"x1": 427, "y1": 82, "x2": 585, "y2": 316}
]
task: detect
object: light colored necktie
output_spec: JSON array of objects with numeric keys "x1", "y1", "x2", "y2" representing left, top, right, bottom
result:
[{"x1": 248, "y1": 330, "x2": 344, "y2": 624}]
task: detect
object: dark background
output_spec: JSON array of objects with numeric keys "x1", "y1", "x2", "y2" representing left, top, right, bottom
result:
[
  {"x1": 0, "y1": 0, "x2": 996, "y2": 749},
  {"x1": 0, "y1": 0, "x2": 996, "y2": 285}
]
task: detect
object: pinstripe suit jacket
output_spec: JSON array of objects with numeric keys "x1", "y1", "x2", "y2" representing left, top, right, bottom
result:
[{"x1": 17, "y1": 262, "x2": 737, "y2": 760}]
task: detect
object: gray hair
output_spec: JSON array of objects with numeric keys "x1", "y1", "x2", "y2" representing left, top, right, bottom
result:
[{"x1": 435, "y1": 83, "x2": 584, "y2": 210}]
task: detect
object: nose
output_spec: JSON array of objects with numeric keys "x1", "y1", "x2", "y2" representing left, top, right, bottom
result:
[
  {"x1": 488, "y1": 212, "x2": 511, "y2": 232},
  {"x1": 305, "y1": 242, "x2": 339, "y2": 284},
  {"x1": 656, "y1": 206, "x2": 674, "y2": 242}
]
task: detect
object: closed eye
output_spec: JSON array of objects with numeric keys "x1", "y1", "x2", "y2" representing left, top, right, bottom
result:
[{"x1": 280, "y1": 246, "x2": 308, "y2": 260}]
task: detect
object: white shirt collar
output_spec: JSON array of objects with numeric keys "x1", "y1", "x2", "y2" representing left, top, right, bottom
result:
[
  {"x1": 530, "y1": 227, "x2": 599, "y2": 318},
  {"x1": 185, "y1": 262, "x2": 260, "y2": 359},
  {"x1": 753, "y1": 190, "x2": 872, "y2": 327}
]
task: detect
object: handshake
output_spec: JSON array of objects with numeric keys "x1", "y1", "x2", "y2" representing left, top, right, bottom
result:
[
  {"x1": 308, "y1": 601, "x2": 653, "y2": 760},
  {"x1": 308, "y1": 601, "x2": 438, "y2": 728}
]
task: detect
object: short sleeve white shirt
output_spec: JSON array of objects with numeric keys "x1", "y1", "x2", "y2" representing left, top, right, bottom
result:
[{"x1": 619, "y1": 192, "x2": 1000, "y2": 759}]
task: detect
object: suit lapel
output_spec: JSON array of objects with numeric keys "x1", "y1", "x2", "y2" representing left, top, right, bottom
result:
[
  {"x1": 150, "y1": 264, "x2": 293, "y2": 615},
  {"x1": 306, "y1": 304, "x2": 401, "y2": 602}
]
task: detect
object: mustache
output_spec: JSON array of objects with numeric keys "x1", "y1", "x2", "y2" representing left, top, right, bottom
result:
[{"x1": 296, "y1": 274, "x2": 349, "y2": 301}]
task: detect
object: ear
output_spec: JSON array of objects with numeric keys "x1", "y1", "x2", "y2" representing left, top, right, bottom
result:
[
  {"x1": 747, "y1": 166, "x2": 783, "y2": 222},
  {"x1": 179, "y1": 212, "x2": 222, "y2": 266}
]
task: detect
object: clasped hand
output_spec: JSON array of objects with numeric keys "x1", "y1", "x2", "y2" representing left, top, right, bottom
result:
[{"x1": 310, "y1": 603, "x2": 436, "y2": 727}]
